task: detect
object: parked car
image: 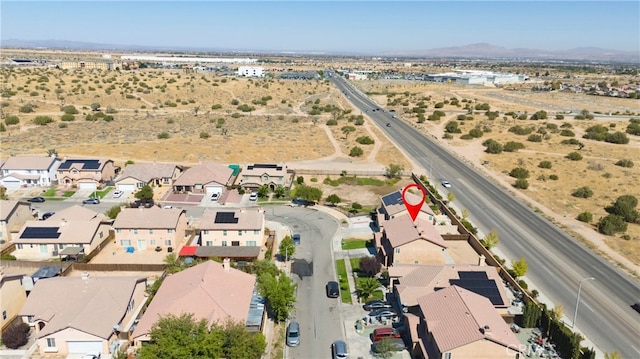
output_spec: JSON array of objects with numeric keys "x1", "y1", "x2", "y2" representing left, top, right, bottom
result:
[
  {"x1": 331, "y1": 340, "x2": 348, "y2": 359},
  {"x1": 326, "y1": 281, "x2": 340, "y2": 298},
  {"x1": 112, "y1": 190, "x2": 124, "y2": 198},
  {"x1": 131, "y1": 199, "x2": 154, "y2": 208},
  {"x1": 293, "y1": 234, "x2": 301, "y2": 245},
  {"x1": 211, "y1": 192, "x2": 220, "y2": 201},
  {"x1": 372, "y1": 327, "x2": 401, "y2": 342},
  {"x1": 41, "y1": 212, "x2": 55, "y2": 220},
  {"x1": 371, "y1": 338, "x2": 406, "y2": 353},
  {"x1": 249, "y1": 192, "x2": 258, "y2": 201},
  {"x1": 363, "y1": 300, "x2": 392, "y2": 311},
  {"x1": 286, "y1": 321, "x2": 300, "y2": 347},
  {"x1": 366, "y1": 309, "x2": 397, "y2": 321},
  {"x1": 441, "y1": 180, "x2": 452, "y2": 188},
  {"x1": 27, "y1": 196, "x2": 45, "y2": 203},
  {"x1": 82, "y1": 198, "x2": 100, "y2": 205},
  {"x1": 81, "y1": 353, "x2": 101, "y2": 359}
]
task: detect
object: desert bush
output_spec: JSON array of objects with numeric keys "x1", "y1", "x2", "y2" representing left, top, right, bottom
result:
[
  {"x1": 587, "y1": 162, "x2": 605, "y2": 171},
  {"x1": 560, "y1": 138, "x2": 581, "y2": 146},
  {"x1": 468, "y1": 128, "x2": 484, "y2": 138},
  {"x1": 5, "y1": 115, "x2": 19, "y2": 125},
  {"x1": 230, "y1": 99, "x2": 239, "y2": 105},
  {"x1": 566, "y1": 152, "x2": 583, "y2": 161},
  {"x1": 560, "y1": 129, "x2": 575, "y2": 137},
  {"x1": 61, "y1": 114, "x2": 75, "y2": 122},
  {"x1": 199, "y1": 132, "x2": 210, "y2": 139},
  {"x1": 1, "y1": 322, "x2": 30, "y2": 349},
  {"x1": 509, "y1": 125, "x2": 533, "y2": 135},
  {"x1": 527, "y1": 134, "x2": 543, "y2": 142},
  {"x1": 597, "y1": 215, "x2": 627, "y2": 235},
  {"x1": 572, "y1": 186, "x2": 594, "y2": 198},
  {"x1": 29, "y1": 91, "x2": 39, "y2": 97},
  {"x1": 514, "y1": 179, "x2": 529, "y2": 189},
  {"x1": 0, "y1": 123, "x2": 5, "y2": 132},
  {"x1": 326, "y1": 119, "x2": 337, "y2": 126},
  {"x1": 349, "y1": 146, "x2": 364, "y2": 157},
  {"x1": 59, "y1": 123, "x2": 67, "y2": 128},
  {"x1": 626, "y1": 119, "x2": 640, "y2": 135},
  {"x1": 19, "y1": 103, "x2": 36, "y2": 113},
  {"x1": 460, "y1": 134, "x2": 473, "y2": 140},
  {"x1": 157, "y1": 132, "x2": 170, "y2": 139},
  {"x1": 355, "y1": 136, "x2": 374, "y2": 145},
  {"x1": 231, "y1": 113, "x2": 241, "y2": 118},
  {"x1": 503, "y1": 141, "x2": 525, "y2": 152},
  {"x1": 615, "y1": 159, "x2": 634, "y2": 168},
  {"x1": 606, "y1": 195, "x2": 639, "y2": 223},
  {"x1": 444, "y1": 121, "x2": 461, "y2": 133},
  {"x1": 530, "y1": 110, "x2": 548, "y2": 120},
  {"x1": 583, "y1": 124, "x2": 608, "y2": 141},
  {"x1": 90, "y1": 102, "x2": 101, "y2": 111},
  {"x1": 546, "y1": 123, "x2": 558, "y2": 130},
  {"x1": 605, "y1": 131, "x2": 629, "y2": 144},
  {"x1": 33, "y1": 116, "x2": 53, "y2": 125},
  {"x1": 549, "y1": 174, "x2": 559, "y2": 180},
  {"x1": 61, "y1": 105, "x2": 79, "y2": 114},
  {"x1": 237, "y1": 104, "x2": 255, "y2": 112},
  {"x1": 211, "y1": 104, "x2": 222, "y2": 110},
  {"x1": 483, "y1": 139, "x2": 503, "y2": 154},
  {"x1": 577, "y1": 212, "x2": 593, "y2": 223},
  {"x1": 105, "y1": 106, "x2": 118, "y2": 114},
  {"x1": 538, "y1": 161, "x2": 552, "y2": 169},
  {"x1": 509, "y1": 167, "x2": 530, "y2": 179}
]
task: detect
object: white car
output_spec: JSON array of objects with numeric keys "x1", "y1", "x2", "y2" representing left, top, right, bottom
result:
[
  {"x1": 441, "y1": 180, "x2": 452, "y2": 188},
  {"x1": 112, "y1": 190, "x2": 124, "y2": 198},
  {"x1": 249, "y1": 192, "x2": 258, "y2": 201}
]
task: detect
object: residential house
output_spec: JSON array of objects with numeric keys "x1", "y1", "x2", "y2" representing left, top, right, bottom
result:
[
  {"x1": 13, "y1": 205, "x2": 110, "y2": 260},
  {"x1": 19, "y1": 274, "x2": 147, "y2": 356},
  {"x1": 0, "y1": 200, "x2": 33, "y2": 244},
  {"x1": 57, "y1": 158, "x2": 116, "y2": 190},
  {"x1": 172, "y1": 161, "x2": 234, "y2": 196},
  {"x1": 1, "y1": 271, "x2": 27, "y2": 330},
  {"x1": 375, "y1": 215, "x2": 448, "y2": 267},
  {"x1": 115, "y1": 163, "x2": 183, "y2": 192},
  {"x1": 238, "y1": 163, "x2": 291, "y2": 192},
  {"x1": 112, "y1": 206, "x2": 188, "y2": 252},
  {"x1": 132, "y1": 260, "x2": 258, "y2": 345},
  {"x1": 413, "y1": 286, "x2": 523, "y2": 359},
  {"x1": 0, "y1": 155, "x2": 60, "y2": 188},
  {"x1": 378, "y1": 190, "x2": 435, "y2": 222}
]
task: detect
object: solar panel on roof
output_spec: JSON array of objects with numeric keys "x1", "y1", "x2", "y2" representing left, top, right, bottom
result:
[
  {"x1": 382, "y1": 192, "x2": 403, "y2": 207},
  {"x1": 458, "y1": 271, "x2": 489, "y2": 280},
  {"x1": 450, "y1": 278, "x2": 504, "y2": 306},
  {"x1": 214, "y1": 212, "x2": 239, "y2": 224},
  {"x1": 20, "y1": 227, "x2": 60, "y2": 239},
  {"x1": 58, "y1": 159, "x2": 101, "y2": 170}
]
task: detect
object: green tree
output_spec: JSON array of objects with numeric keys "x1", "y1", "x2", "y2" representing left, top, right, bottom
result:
[
  {"x1": 221, "y1": 320, "x2": 266, "y2": 359},
  {"x1": 484, "y1": 140, "x2": 503, "y2": 154},
  {"x1": 257, "y1": 271, "x2": 296, "y2": 323},
  {"x1": 163, "y1": 253, "x2": 181, "y2": 274},
  {"x1": 257, "y1": 184, "x2": 270, "y2": 198},
  {"x1": 274, "y1": 185, "x2": 287, "y2": 199},
  {"x1": 597, "y1": 214, "x2": 628, "y2": 235},
  {"x1": 511, "y1": 258, "x2": 528, "y2": 278},
  {"x1": 349, "y1": 146, "x2": 363, "y2": 157},
  {"x1": 356, "y1": 277, "x2": 381, "y2": 301},
  {"x1": 384, "y1": 163, "x2": 404, "y2": 178},
  {"x1": 293, "y1": 184, "x2": 322, "y2": 203},
  {"x1": 105, "y1": 205, "x2": 122, "y2": 220},
  {"x1": 606, "y1": 195, "x2": 639, "y2": 223},
  {"x1": 279, "y1": 236, "x2": 295, "y2": 261},
  {"x1": 514, "y1": 179, "x2": 529, "y2": 189},
  {"x1": 523, "y1": 302, "x2": 542, "y2": 328},
  {"x1": 480, "y1": 230, "x2": 499, "y2": 249},
  {"x1": 577, "y1": 212, "x2": 593, "y2": 223},
  {"x1": 90, "y1": 102, "x2": 101, "y2": 111},
  {"x1": 341, "y1": 125, "x2": 356, "y2": 139},
  {"x1": 326, "y1": 194, "x2": 341, "y2": 206},
  {"x1": 446, "y1": 191, "x2": 455, "y2": 203},
  {"x1": 135, "y1": 184, "x2": 154, "y2": 200}
]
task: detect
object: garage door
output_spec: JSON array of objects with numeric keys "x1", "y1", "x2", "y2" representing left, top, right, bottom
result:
[
  {"x1": 1, "y1": 181, "x2": 20, "y2": 188},
  {"x1": 78, "y1": 182, "x2": 97, "y2": 190},
  {"x1": 206, "y1": 185, "x2": 222, "y2": 194},
  {"x1": 118, "y1": 184, "x2": 135, "y2": 191},
  {"x1": 67, "y1": 341, "x2": 102, "y2": 354}
]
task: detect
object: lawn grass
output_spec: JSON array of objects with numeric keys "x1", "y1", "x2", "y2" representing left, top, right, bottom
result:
[
  {"x1": 90, "y1": 187, "x2": 112, "y2": 199},
  {"x1": 350, "y1": 257, "x2": 361, "y2": 272},
  {"x1": 354, "y1": 276, "x2": 385, "y2": 302},
  {"x1": 41, "y1": 188, "x2": 57, "y2": 197},
  {"x1": 335, "y1": 259, "x2": 352, "y2": 304},
  {"x1": 62, "y1": 191, "x2": 76, "y2": 197},
  {"x1": 342, "y1": 238, "x2": 369, "y2": 250}
]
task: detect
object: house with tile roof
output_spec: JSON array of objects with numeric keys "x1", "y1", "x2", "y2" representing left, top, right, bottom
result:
[
  {"x1": 112, "y1": 206, "x2": 188, "y2": 252},
  {"x1": 57, "y1": 158, "x2": 116, "y2": 190},
  {"x1": 375, "y1": 215, "x2": 448, "y2": 266},
  {"x1": 0, "y1": 200, "x2": 33, "y2": 244},
  {"x1": 172, "y1": 161, "x2": 234, "y2": 195},
  {"x1": 115, "y1": 162, "x2": 183, "y2": 193},
  {"x1": 132, "y1": 260, "x2": 257, "y2": 346},
  {"x1": 0, "y1": 155, "x2": 61, "y2": 188},
  {"x1": 238, "y1": 163, "x2": 291, "y2": 192},
  {"x1": 413, "y1": 286, "x2": 523, "y2": 359},
  {"x1": 377, "y1": 190, "x2": 459, "y2": 235},
  {"x1": 1, "y1": 271, "x2": 27, "y2": 331},
  {"x1": 13, "y1": 205, "x2": 111, "y2": 260},
  {"x1": 19, "y1": 275, "x2": 147, "y2": 356}
]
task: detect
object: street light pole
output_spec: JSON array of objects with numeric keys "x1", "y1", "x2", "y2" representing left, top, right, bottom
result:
[{"x1": 573, "y1": 277, "x2": 595, "y2": 328}]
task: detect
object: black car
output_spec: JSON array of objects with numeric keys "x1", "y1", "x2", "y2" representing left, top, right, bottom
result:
[
  {"x1": 632, "y1": 302, "x2": 640, "y2": 313},
  {"x1": 326, "y1": 281, "x2": 339, "y2": 298},
  {"x1": 363, "y1": 300, "x2": 392, "y2": 311},
  {"x1": 28, "y1": 196, "x2": 45, "y2": 203},
  {"x1": 41, "y1": 212, "x2": 55, "y2": 220}
]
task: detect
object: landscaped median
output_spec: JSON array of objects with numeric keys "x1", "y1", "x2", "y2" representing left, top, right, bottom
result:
[{"x1": 335, "y1": 259, "x2": 352, "y2": 304}]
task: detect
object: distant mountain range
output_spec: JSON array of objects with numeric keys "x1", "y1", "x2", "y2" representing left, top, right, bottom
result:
[{"x1": 2, "y1": 39, "x2": 638, "y2": 63}]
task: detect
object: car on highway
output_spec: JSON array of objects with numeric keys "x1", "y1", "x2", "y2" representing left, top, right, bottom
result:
[
  {"x1": 326, "y1": 281, "x2": 339, "y2": 298},
  {"x1": 441, "y1": 180, "x2": 452, "y2": 188},
  {"x1": 211, "y1": 192, "x2": 220, "y2": 201},
  {"x1": 28, "y1": 196, "x2": 45, "y2": 203},
  {"x1": 286, "y1": 321, "x2": 300, "y2": 347},
  {"x1": 82, "y1": 198, "x2": 100, "y2": 205},
  {"x1": 331, "y1": 340, "x2": 348, "y2": 359},
  {"x1": 363, "y1": 299, "x2": 391, "y2": 311},
  {"x1": 112, "y1": 190, "x2": 124, "y2": 198},
  {"x1": 366, "y1": 309, "x2": 397, "y2": 321},
  {"x1": 371, "y1": 338, "x2": 406, "y2": 353}
]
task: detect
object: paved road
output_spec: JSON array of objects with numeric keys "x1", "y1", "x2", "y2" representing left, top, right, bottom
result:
[
  {"x1": 264, "y1": 206, "x2": 342, "y2": 359},
  {"x1": 329, "y1": 73, "x2": 640, "y2": 357}
]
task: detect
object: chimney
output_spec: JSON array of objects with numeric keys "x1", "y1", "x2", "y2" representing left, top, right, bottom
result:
[
  {"x1": 222, "y1": 258, "x2": 230, "y2": 272},
  {"x1": 478, "y1": 254, "x2": 485, "y2": 266}
]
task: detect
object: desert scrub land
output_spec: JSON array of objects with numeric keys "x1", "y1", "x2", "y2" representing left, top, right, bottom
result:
[
  {"x1": 0, "y1": 67, "x2": 409, "y2": 169},
  {"x1": 353, "y1": 79, "x2": 640, "y2": 266}
]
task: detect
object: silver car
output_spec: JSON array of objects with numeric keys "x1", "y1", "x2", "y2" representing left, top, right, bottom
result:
[
  {"x1": 286, "y1": 321, "x2": 300, "y2": 347},
  {"x1": 332, "y1": 340, "x2": 348, "y2": 359}
]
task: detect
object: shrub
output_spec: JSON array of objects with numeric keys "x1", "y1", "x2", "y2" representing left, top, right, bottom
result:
[
  {"x1": 5, "y1": 115, "x2": 19, "y2": 125},
  {"x1": 572, "y1": 186, "x2": 594, "y2": 198},
  {"x1": 509, "y1": 167, "x2": 530, "y2": 179},
  {"x1": 615, "y1": 159, "x2": 634, "y2": 168},
  {"x1": 355, "y1": 136, "x2": 374, "y2": 145},
  {"x1": 503, "y1": 141, "x2": 525, "y2": 152},
  {"x1": 566, "y1": 152, "x2": 583, "y2": 161},
  {"x1": 61, "y1": 105, "x2": 79, "y2": 114},
  {"x1": 597, "y1": 214, "x2": 628, "y2": 235},
  {"x1": 549, "y1": 174, "x2": 559, "y2": 180},
  {"x1": 538, "y1": 161, "x2": 552, "y2": 169},
  {"x1": 33, "y1": 116, "x2": 53, "y2": 125},
  {"x1": 468, "y1": 128, "x2": 484, "y2": 138},
  {"x1": 61, "y1": 114, "x2": 75, "y2": 122},
  {"x1": 483, "y1": 139, "x2": 503, "y2": 154},
  {"x1": 527, "y1": 134, "x2": 543, "y2": 142},
  {"x1": 349, "y1": 146, "x2": 364, "y2": 157},
  {"x1": 560, "y1": 138, "x2": 581, "y2": 146},
  {"x1": 444, "y1": 121, "x2": 461, "y2": 133},
  {"x1": 199, "y1": 132, "x2": 210, "y2": 139},
  {"x1": 211, "y1": 104, "x2": 222, "y2": 109},
  {"x1": 605, "y1": 131, "x2": 630, "y2": 144},
  {"x1": 19, "y1": 103, "x2": 36, "y2": 113},
  {"x1": 326, "y1": 119, "x2": 337, "y2": 126},
  {"x1": 230, "y1": 99, "x2": 239, "y2": 105},
  {"x1": 560, "y1": 129, "x2": 575, "y2": 137},
  {"x1": 157, "y1": 132, "x2": 170, "y2": 139},
  {"x1": 577, "y1": 212, "x2": 593, "y2": 223},
  {"x1": 1, "y1": 322, "x2": 30, "y2": 349},
  {"x1": 514, "y1": 179, "x2": 529, "y2": 189},
  {"x1": 509, "y1": 125, "x2": 533, "y2": 135}
]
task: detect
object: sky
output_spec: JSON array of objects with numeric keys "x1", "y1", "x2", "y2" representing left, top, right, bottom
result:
[{"x1": 1, "y1": 1, "x2": 639, "y2": 54}]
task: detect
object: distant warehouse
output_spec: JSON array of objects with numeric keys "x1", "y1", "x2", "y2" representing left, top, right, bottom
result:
[
  {"x1": 427, "y1": 71, "x2": 528, "y2": 84},
  {"x1": 237, "y1": 66, "x2": 265, "y2": 78}
]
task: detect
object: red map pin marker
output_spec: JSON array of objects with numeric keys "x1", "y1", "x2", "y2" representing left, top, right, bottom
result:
[{"x1": 402, "y1": 184, "x2": 426, "y2": 222}]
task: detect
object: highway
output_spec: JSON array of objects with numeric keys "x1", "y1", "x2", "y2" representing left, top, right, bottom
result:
[{"x1": 328, "y1": 73, "x2": 640, "y2": 357}]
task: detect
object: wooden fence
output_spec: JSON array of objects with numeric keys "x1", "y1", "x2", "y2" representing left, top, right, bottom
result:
[{"x1": 291, "y1": 169, "x2": 410, "y2": 177}]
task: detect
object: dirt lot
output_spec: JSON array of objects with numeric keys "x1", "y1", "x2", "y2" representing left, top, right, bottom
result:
[{"x1": 1, "y1": 61, "x2": 638, "y2": 272}]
